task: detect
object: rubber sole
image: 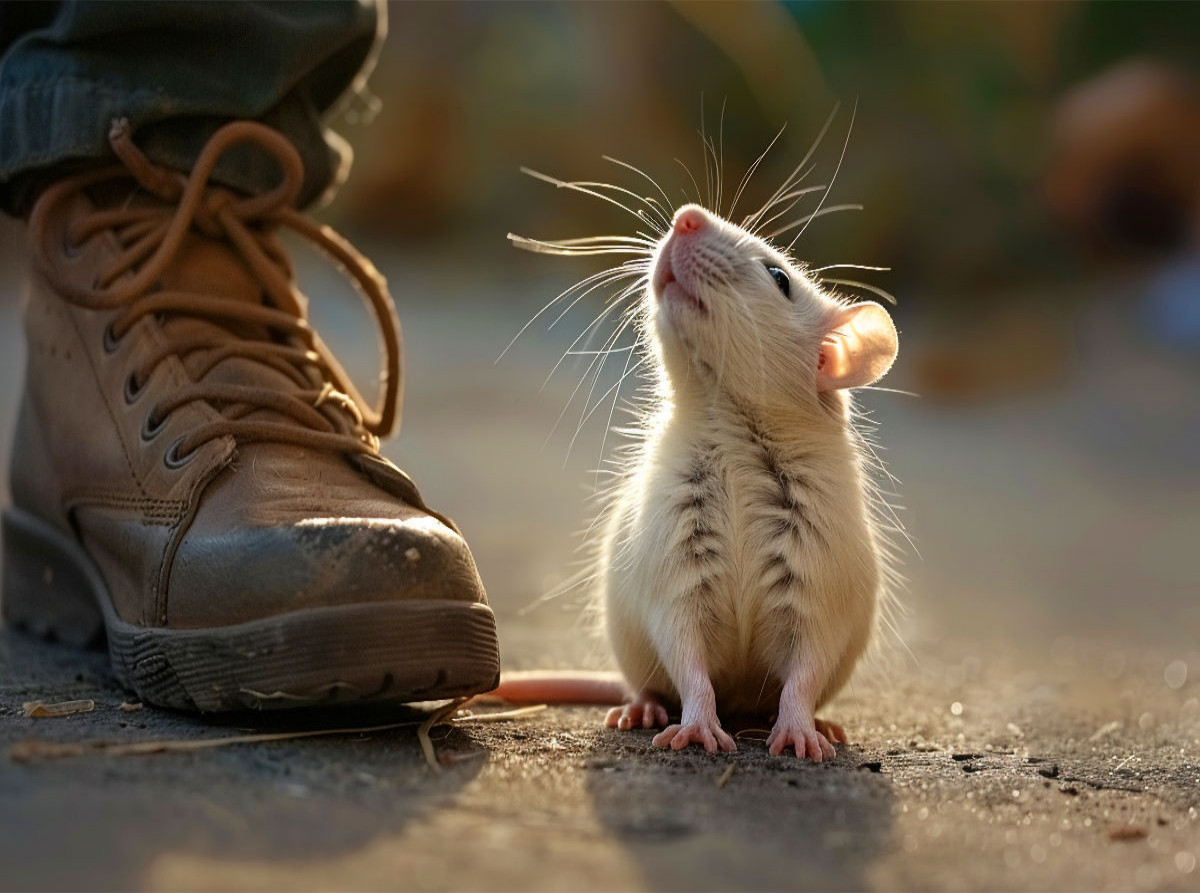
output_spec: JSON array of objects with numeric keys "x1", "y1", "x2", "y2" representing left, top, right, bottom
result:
[{"x1": 1, "y1": 507, "x2": 500, "y2": 712}]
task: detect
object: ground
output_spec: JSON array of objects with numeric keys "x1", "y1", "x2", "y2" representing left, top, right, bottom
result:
[{"x1": 1, "y1": 231, "x2": 1197, "y2": 891}]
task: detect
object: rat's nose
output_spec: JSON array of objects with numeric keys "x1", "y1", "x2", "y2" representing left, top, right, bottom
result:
[{"x1": 673, "y1": 206, "x2": 706, "y2": 235}]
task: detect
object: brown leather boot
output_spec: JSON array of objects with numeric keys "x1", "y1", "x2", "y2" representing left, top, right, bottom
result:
[{"x1": 2, "y1": 120, "x2": 500, "y2": 711}]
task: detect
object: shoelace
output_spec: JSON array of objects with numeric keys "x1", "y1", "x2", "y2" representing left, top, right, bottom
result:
[{"x1": 30, "y1": 119, "x2": 402, "y2": 463}]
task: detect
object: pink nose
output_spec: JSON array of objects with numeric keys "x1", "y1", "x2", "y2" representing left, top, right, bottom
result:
[{"x1": 673, "y1": 206, "x2": 705, "y2": 235}]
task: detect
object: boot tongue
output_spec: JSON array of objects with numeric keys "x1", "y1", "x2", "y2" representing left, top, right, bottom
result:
[
  {"x1": 157, "y1": 231, "x2": 314, "y2": 423},
  {"x1": 160, "y1": 233, "x2": 263, "y2": 307}
]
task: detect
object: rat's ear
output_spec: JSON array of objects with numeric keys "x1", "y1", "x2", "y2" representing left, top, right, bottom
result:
[{"x1": 816, "y1": 302, "x2": 898, "y2": 391}]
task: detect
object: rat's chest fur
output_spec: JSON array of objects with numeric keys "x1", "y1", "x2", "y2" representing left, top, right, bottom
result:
[{"x1": 599, "y1": 398, "x2": 880, "y2": 716}]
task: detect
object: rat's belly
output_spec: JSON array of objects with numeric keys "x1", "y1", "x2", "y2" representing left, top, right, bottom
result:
[
  {"x1": 600, "y1": 428, "x2": 880, "y2": 716},
  {"x1": 605, "y1": 522, "x2": 876, "y2": 716}
]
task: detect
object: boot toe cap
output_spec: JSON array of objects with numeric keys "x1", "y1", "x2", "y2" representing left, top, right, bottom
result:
[{"x1": 167, "y1": 513, "x2": 487, "y2": 629}]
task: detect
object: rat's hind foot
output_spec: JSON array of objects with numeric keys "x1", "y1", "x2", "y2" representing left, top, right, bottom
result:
[
  {"x1": 652, "y1": 719, "x2": 736, "y2": 753},
  {"x1": 767, "y1": 719, "x2": 837, "y2": 761},
  {"x1": 605, "y1": 693, "x2": 669, "y2": 730},
  {"x1": 814, "y1": 717, "x2": 848, "y2": 744}
]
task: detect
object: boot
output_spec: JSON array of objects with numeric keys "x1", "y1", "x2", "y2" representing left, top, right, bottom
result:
[{"x1": 2, "y1": 120, "x2": 500, "y2": 711}]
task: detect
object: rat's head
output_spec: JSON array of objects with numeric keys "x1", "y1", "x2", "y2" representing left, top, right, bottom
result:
[{"x1": 646, "y1": 204, "x2": 898, "y2": 416}]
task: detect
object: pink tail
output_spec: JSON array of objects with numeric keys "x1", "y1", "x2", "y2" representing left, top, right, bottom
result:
[{"x1": 480, "y1": 670, "x2": 630, "y2": 705}]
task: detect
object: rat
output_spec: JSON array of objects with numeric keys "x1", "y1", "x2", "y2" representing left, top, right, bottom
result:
[{"x1": 491, "y1": 158, "x2": 901, "y2": 761}]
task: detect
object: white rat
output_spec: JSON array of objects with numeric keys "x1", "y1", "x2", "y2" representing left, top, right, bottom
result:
[{"x1": 493, "y1": 161, "x2": 901, "y2": 761}]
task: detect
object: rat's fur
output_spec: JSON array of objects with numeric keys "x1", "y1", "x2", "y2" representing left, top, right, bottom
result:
[
  {"x1": 503, "y1": 120, "x2": 905, "y2": 752},
  {"x1": 597, "y1": 204, "x2": 894, "y2": 717}
]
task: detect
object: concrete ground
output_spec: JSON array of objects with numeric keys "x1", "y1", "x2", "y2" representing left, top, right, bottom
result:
[{"x1": 1, "y1": 226, "x2": 1198, "y2": 891}]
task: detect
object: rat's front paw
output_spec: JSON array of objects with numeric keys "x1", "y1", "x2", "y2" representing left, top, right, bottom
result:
[
  {"x1": 605, "y1": 693, "x2": 669, "y2": 730},
  {"x1": 766, "y1": 720, "x2": 837, "y2": 761},
  {"x1": 652, "y1": 720, "x2": 736, "y2": 753}
]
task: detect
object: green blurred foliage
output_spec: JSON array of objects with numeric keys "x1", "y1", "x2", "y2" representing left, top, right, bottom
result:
[{"x1": 332, "y1": 1, "x2": 1199, "y2": 303}]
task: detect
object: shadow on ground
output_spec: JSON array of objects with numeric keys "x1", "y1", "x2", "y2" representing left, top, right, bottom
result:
[
  {"x1": 0, "y1": 630, "x2": 485, "y2": 892},
  {"x1": 583, "y1": 731, "x2": 894, "y2": 892}
]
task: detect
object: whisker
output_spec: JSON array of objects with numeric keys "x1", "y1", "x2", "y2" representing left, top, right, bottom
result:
[
  {"x1": 642, "y1": 200, "x2": 672, "y2": 229},
  {"x1": 747, "y1": 165, "x2": 819, "y2": 226},
  {"x1": 747, "y1": 167, "x2": 820, "y2": 236},
  {"x1": 744, "y1": 102, "x2": 840, "y2": 231},
  {"x1": 811, "y1": 263, "x2": 891, "y2": 273},
  {"x1": 857, "y1": 385, "x2": 920, "y2": 397},
  {"x1": 728, "y1": 122, "x2": 786, "y2": 223},
  {"x1": 520, "y1": 167, "x2": 656, "y2": 228},
  {"x1": 675, "y1": 158, "x2": 703, "y2": 206},
  {"x1": 496, "y1": 261, "x2": 643, "y2": 362},
  {"x1": 569, "y1": 179, "x2": 670, "y2": 231},
  {"x1": 543, "y1": 312, "x2": 631, "y2": 451},
  {"x1": 542, "y1": 276, "x2": 648, "y2": 389},
  {"x1": 567, "y1": 312, "x2": 642, "y2": 461},
  {"x1": 820, "y1": 277, "x2": 898, "y2": 306},
  {"x1": 539, "y1": 270, "x2": 638, "y2": 339},
  {"x1": 717, "y1": 97, "x2": 727, "y2": 216},
  {"x1": 765, "y1": 203, "x2": 862, "y2": 241},
  {"x1": 569, "y1": 326, "x2": 625, "y2": 454},
  {"x1": 590, "y1": 354, "x2": 647, "y2": 470},
  {"x1": 597, "y1": 342, "x2": 647, "y2": 475},
  {"x1": 700, "y1": 94, "x2": 713, "y2": 210},
  {"x1": 789, "y1": 97, "x2": 857, "y2": 251},
  {"x1": 546, "y1": 235, "x2": 658, "y2": 247},
  {"x1": 703, "y1": 128, "x2": 721, "y2": 213},
  {"x1": 543, "y1": 359, "x2": 600, "y2": 450},
  {"x1": 751, "y1": 182, "x2": 827, "y2": 237},
  {"x1": 567, "y1": 346, "x2": 637, "y2": 357},
  {"x1": 603, "y1": 155, "x2": 676, "y2": 219},
  {"x1": 559, "y1": 303, "x2": 643, "y2": 463},
  {"x1": 515, "y1": 572, "x2": 592, "y2": 614},
  {"x1": 508, "y1": 236, "x2": 653, "y2": 257},
  {"x1": 547, "y1": 264, "x2": 647, "y2": 329},
  {"x1": 764, "y1": 184, "x2": 828, "y2": 209}
]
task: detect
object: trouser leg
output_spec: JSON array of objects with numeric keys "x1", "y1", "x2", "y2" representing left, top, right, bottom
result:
[{"x1": 0, "y1": 0, "x2": 383, "y2": 214}]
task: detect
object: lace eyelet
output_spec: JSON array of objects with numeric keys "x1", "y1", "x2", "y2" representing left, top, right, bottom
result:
[
  {"x1": 103, "y1": 324, "x2": 122, "y2": 354},
  {"x1": 123, "y1": 373, "x2": 145, "y2": 404},
  {"x1": 62, "y1": 229, "x2": 82, "y2": 259},
  {"x1": 141, "y1": 410, "x2": 167, "y2": 442},
  {"x1": 163, "y1": 438, "x2": 196, "y2": 469}
]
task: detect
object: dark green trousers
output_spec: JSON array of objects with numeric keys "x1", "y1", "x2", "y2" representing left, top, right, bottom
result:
[{"x1": 0, "y1": 0, "x2": 381, "y2": 214}]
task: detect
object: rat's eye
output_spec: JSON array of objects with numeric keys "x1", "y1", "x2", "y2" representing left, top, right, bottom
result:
[{"x1": 765, "y1": 265, "x2": 791, "y2": 299}]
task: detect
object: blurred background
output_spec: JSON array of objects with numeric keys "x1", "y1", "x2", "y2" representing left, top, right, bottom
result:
[
  {"x1": 1, "y1": 4, "x2": 1199, "y2": 890},
  {"x1": 2, "y1": 0, "x2": 1198, "y2": 668}
]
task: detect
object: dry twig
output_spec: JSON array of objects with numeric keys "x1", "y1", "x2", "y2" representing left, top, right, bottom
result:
[
  {"x1": 21, "y1": 699, "x2": 95, "y2": 719},
  {"x1": 10, "y1": 700, "x2": 545, "y2": 767},
  {"x1": 716, "y1": 764, "x2": 736, "y2": 789}
]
